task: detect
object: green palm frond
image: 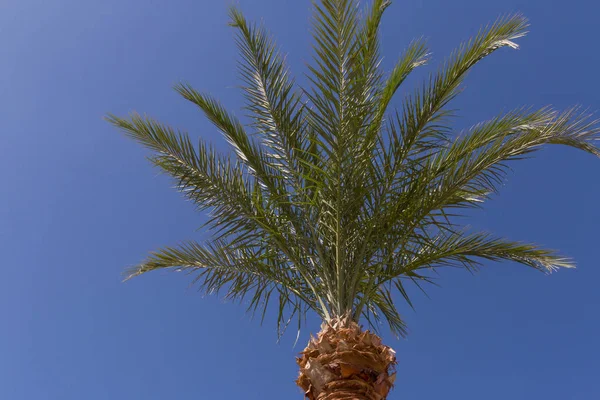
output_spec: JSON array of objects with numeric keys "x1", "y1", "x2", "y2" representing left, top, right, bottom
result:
[
  {"x1": 125, "y1": 239, "x2": 314, "y2": 335},
  {"x1": 229, "y1": 7, "x2": 306, "y2": 182},
  {"x1": 415, "y1": 107, "x2": 600, "y2": 218},
  {"x1": 106, "y1": 114, "x2": 256, "y2": 230},
  {"x1": 109, "y1": 0, "x2": 599, "y2": 338},
  {"x1": 173, "y1": 84, "x2": 283, "y2": 192},
  {"x1": 386, "y1": 231, "x2": 573, "y2": 280},
  {"x1": 395, "y1": 14, "x2": 529, "y2": 160}
]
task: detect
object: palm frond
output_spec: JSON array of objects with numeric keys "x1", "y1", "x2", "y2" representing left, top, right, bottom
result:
[
  {"x1": 362, "y1": 285, "x2": 408, "y2": 337},
  {"x1": 421, "y1": 107, "x2": 600, "y2": 215},
  {"x1": 229, "y1": 7, "x2": 306, "y2": 183},
  {"x1": 354, "y1": 231, "x2": 573, "y2": 320},
  {"x1": 396, "y1": 14, "x2": 529, "y2": 163},
  {"x1": 106, "y1": 114, "x2": 257, "y2": 236},
  {"x1": 174, "y1": 83, "x2": 285, "y2": 195},
  {"x1": 370, "y1": 39, "x2": 429, "y2": 136},
  {"x1": 110, "y1": 1, "x2": 598, "y2": 337},
  {"x1": 392, "y1": 231, "x2": 573, "y2": 276},
  {"x1": 125, "y1": 239, "x2": 315, "y2": 335}
]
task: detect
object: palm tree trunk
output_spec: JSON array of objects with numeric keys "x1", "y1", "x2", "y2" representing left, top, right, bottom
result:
[{"x1": 296, "y1": 316, "x2": 397, "y2": 400}]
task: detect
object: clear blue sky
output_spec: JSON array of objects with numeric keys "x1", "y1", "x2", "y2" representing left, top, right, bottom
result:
[{"x1": 1, "y1": 0, "x2": 598, "y2": 398}]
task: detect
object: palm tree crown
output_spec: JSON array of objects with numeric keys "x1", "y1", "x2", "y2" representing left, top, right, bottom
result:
[{"x1": 108, "y1": 0, "x2": 599, "y2": 339}]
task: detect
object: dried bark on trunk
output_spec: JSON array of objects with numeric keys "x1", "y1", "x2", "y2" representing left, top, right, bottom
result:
[{"x1": 296, "y1": 317, "x2": 397, "y2": 400}]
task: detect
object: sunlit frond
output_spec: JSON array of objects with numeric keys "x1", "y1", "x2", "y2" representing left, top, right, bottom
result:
[{"x1": 229, "y1": 7, "x2": 306, "y2": 183}]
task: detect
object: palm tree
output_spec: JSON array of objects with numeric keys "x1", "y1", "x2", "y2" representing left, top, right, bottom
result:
[{"x1": 108, "y1": 1, "x2": 599, "y2": 399}]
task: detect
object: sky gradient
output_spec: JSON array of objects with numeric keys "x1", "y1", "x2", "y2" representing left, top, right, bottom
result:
[{"x1": 1, "y1": 0, "x2": 599, "y2": 399}]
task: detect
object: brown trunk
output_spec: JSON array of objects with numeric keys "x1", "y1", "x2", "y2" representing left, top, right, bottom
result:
[{"x1": 296, "y1": 316, "x2": 397, "y2": 400}]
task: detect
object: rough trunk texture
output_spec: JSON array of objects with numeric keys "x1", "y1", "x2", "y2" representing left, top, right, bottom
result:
[{"x1": 296, "y1": 317, "x2": 397, "y2": 400}]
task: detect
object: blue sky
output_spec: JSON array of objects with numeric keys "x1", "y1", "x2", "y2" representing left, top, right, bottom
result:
[{"x1": 1, "y1": 0, "x2": 599, "y2": 398}]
